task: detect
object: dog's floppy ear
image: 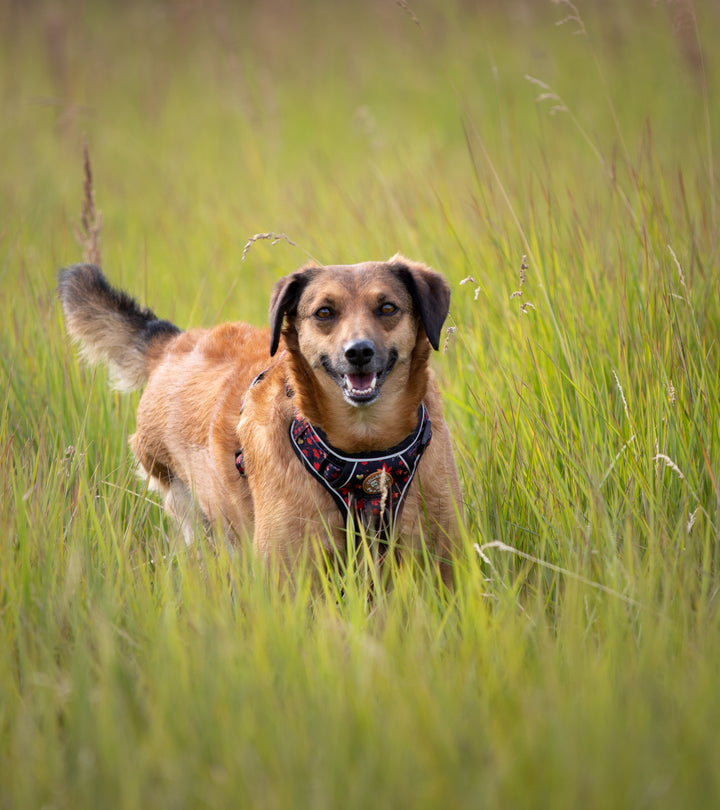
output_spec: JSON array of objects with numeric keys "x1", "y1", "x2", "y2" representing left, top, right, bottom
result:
[
  {"x1": 389, "y1": 256, "x2": 450, "y2": 351},
  {"x1": 268, "y1": 267, "x2": 317, "y2": 356}
]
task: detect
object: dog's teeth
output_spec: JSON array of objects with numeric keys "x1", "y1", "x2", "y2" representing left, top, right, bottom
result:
[{"x1": 345, "y1": 373, "x2": 377, "y2": 395}]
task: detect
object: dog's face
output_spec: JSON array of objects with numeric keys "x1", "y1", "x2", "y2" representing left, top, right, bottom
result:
[{"x1": 269, "y1": 256, "x2": 450, "y2": 412}]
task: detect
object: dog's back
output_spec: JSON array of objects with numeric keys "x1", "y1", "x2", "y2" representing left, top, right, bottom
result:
[
  {"x1": 58, "y1": 264, "x2": 181, "y2": 391},
  {"x1": 59, "y1": 264, "x2": 269, "y2": 539}
]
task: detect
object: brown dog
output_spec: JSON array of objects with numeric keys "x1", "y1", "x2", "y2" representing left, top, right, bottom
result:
[{"x1": 58, "y1": 256, "x2": 461, "y2": 582}]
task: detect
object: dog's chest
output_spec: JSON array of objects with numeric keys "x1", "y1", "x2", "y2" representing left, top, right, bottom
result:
[{"x1": 288, "y1": 404, "x2": 432, "y2": 547}]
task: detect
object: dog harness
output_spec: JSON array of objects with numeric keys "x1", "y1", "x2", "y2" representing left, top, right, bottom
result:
[
  {"x1": 289, "y1": 403, "x2": 432, "y2": 539},
  {"x1": 236, "y1": 400, "x2": 432, "y2": 542}
]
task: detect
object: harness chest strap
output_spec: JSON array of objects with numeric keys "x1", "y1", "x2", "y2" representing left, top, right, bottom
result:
[
  {"x1": 288, "y1": 403, "x2": 432, "y2": 539},
  {"x1": 234, "y1": 377, "x2": 432, "y2": 541}
]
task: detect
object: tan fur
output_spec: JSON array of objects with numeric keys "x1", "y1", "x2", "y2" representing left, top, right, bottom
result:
[{"x1": 59, "y1": 256, "x2": 462, "y2": 583}]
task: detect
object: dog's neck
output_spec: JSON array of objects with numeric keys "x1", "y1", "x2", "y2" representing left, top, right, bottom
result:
[{"x1": 284, "y1": 342, "x2": 430, "y2": 453}]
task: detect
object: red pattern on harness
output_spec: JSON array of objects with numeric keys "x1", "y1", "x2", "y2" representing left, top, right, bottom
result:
[{"x1": 289, "y1": 404, "x2": 432, "y2": 540}]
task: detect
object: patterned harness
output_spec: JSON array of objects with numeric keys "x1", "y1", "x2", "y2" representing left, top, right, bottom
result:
[
  {"x1": 236, "y1": 389, "x2": 432, "y2": 544},
  {"x1": 289, "y1": 403, "x2": 432, "y2": 541}
]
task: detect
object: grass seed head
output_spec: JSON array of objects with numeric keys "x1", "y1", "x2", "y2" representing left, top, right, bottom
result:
[
  {"x1": 241, "y1": 232, "x2": 299, "y2": 262},
  {"x1": 443, "y1": 326, "x2": 457, "y2": 354},
  {"x1": 653, "y1": 453, "x2": 685, "y2": 480},
  {"x1": 73, "y1": 136, "x2": 102, "y2": 266}
]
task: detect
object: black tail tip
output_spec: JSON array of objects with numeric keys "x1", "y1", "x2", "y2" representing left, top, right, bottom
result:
[{"x1": 57, "y1": 263, "x2": 108, "y2": 301}]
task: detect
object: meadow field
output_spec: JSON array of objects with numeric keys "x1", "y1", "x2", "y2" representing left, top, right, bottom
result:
[{"x1": 2, "y1": 0, "x2": 720, "y2": 807}]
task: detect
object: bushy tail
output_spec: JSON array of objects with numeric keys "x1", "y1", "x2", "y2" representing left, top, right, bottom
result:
[{"x1": 58, "y1": 264, "x2": 181, "y2": 391}]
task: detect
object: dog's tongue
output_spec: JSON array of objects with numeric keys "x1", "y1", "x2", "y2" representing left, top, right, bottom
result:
[{"x1": 346, "y1": 373, "x2": 376, "y2": 393}]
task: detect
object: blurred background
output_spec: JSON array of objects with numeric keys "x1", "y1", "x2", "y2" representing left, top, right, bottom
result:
[
  {"x1": 2, "y1": 4, "x2": 720, "y2": 808},
  {"x1": 2, "y1": 0, "x2": 717, "y2": 322}
]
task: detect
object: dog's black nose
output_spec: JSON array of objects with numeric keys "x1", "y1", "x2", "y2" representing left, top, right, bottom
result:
[{"x1": 344, "y1": 340, "x2": 375, "y2": 367}]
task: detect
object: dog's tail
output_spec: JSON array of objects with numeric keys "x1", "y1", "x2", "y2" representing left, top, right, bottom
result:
[{"x1": 58, "y1": 264, "x2": 181, "y2": 391}]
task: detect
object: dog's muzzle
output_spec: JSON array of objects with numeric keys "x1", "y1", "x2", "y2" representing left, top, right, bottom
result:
[{"x1": 323, "y1": 341, "x2": 398, "y2": 406}]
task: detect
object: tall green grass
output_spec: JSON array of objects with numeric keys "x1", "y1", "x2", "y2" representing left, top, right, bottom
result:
[{"x1": 2, "y1": 1, "x2": 719, "y2": 807}]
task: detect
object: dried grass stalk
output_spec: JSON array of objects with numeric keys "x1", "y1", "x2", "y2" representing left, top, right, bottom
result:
[{"x1": 73, "y1": 136, "x2": 102, "y2": 266}]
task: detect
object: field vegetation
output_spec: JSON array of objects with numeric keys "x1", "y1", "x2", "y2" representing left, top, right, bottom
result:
[{"x1": 1, "y1": 1, "x2": 719, "y2": 807}]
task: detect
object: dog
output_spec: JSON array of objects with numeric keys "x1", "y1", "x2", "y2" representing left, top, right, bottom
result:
[{"x1": 58, "y1": 256, "x2": 462, "y2": 583}]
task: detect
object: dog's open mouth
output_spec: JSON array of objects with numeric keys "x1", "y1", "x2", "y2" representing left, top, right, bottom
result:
[
  {"x1": 342, "y1": 372, "x2": 378, "y2": 404},
  {"x1": 322, "y1": 351, "x2": 397, "y2": 407}
]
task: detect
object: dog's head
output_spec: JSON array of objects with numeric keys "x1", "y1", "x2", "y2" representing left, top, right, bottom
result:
[{"x1": 268, "y1": 256, "x2": 450, "y2": 419}]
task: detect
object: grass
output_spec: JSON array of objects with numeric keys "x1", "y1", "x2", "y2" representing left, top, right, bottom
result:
[{"x1": 1, "y1": 0, "x2": 720, "y2": 807}]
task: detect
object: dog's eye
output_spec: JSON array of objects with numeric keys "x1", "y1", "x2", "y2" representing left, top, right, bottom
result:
[
  {"x1": 314, "y1": 306, "x2": 335, "y2": 320},
  {"x1": 378, "y1": 302, "x2": 398, "y2": 316}
]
